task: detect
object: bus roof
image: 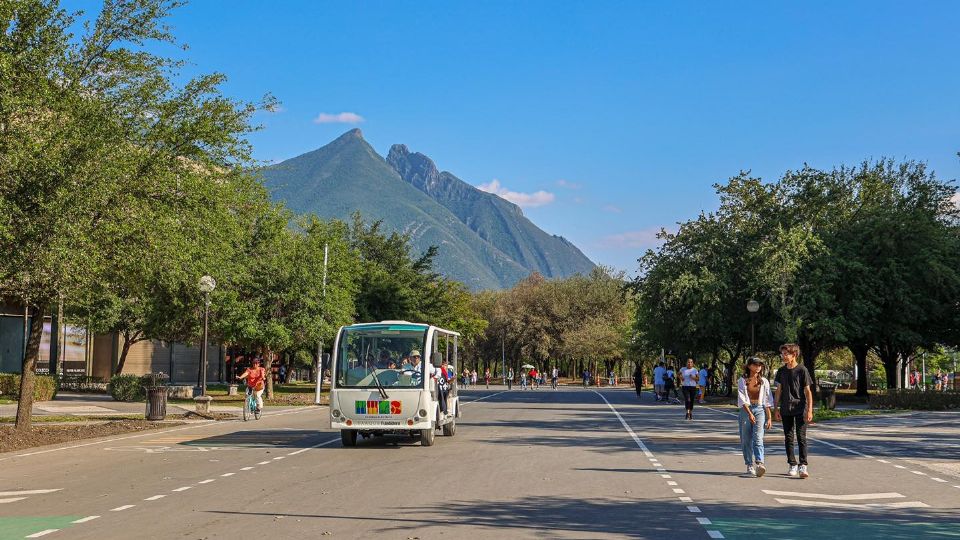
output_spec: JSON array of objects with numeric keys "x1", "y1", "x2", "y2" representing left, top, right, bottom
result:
[{"x1": 344, "y1": 321, "x2": 460, "y2": 336}]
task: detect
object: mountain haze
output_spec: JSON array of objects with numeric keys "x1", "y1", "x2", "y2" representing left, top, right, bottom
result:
[{"x1": 260, "y1": 129, "x2": 594, "y2": 289}]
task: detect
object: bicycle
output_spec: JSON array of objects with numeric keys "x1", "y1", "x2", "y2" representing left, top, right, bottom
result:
[
  {"x1": 707, "y1": 373, "x2": 731, "y2": 398},
  {"x1": 243, "y1": 386, "x2": 261, "y2": 421}
]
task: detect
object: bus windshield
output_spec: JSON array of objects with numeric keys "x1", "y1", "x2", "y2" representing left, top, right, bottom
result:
[{"x1": 335, "y1": 325, "x2": 428, "y2": 389}]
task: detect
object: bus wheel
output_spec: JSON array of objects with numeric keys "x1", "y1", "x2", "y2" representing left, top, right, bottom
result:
[
  {"x1": 420, "y1": 425, "x2": 435, "y2": 446},
  {"x1": 340, "y1": 429, "x2": 357, "y2": 447},
  {"x1": 442, "y1": 418, "x2": 456, "y2": 437}
]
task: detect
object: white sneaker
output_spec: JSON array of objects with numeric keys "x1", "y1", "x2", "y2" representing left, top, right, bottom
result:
[
  {"x1": 799, "y1": 465, "x2": 809, "y2": 479},
  {"x1": 755, "y1": 462, "x2": 766, "y2": 478},
  {"x1": 788, "y1": 465, "x2": 799, "y2": 477},
  {"x1": 747, "y1": 465, "x2": 756, "y2": 476}
]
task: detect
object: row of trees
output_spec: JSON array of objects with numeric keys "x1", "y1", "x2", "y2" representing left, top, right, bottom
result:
[
  {"x1": 0, "y1": 0, "x2": 481, "y2": 429},
  {"x1": 632, "y1": 160, "x2": 960, "y2": 395},
  {"x1": 464, "y1": 268, "x2": 634, "y2": 379}
]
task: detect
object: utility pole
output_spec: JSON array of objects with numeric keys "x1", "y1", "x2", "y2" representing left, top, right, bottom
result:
[{"x1": 315, "y1": 244, "x2": 329, "y2": 405}]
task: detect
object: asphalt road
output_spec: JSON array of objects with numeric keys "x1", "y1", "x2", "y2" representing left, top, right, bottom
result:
[{"x1": 1, "y1": 388, "x2": 958, "y2": 539}]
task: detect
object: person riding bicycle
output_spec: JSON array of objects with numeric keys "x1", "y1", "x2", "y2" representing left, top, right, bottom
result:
[{"x1": 237, "y1": 358, "x2": 266, "y2": 412}]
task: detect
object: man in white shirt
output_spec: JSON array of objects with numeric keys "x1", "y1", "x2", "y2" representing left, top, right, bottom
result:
[{"x1": 653, "y1": 362, "x2": 665, "y2": 401}]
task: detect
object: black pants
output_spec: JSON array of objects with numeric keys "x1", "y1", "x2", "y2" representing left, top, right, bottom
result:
[
  {"x1": 682, "y1": 386, "x2": 697, "y2": 412},
  {"x1": 437, "y1": 385, "x2": 449, "y2": 414},
  {"x1": 782, "y1": 413, "x2": 808, "y2": 466}
]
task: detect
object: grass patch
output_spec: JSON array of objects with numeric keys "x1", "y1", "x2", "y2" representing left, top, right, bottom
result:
[
  {"x1": 0, "y1": 398, "x2": 15, "y2": 405},
  {"x1": 0, "y1": 414, "x2": 145, "y2": 423},
  {"x1": 813, "y1": 408, "x2": 893, "y2": 422}
]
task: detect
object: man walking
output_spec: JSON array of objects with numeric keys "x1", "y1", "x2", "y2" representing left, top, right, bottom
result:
[
  {"x1": 653, "y1": 362, "x2": 665, "y2": 401},
  {"x1": 773, "y1": 343, "x2": 814, "y2": 479}
]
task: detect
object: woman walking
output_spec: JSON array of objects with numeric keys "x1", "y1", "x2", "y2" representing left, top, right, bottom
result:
[
  {"x1": 679, "y1": 358, "x2": 700, "y2": 419},
  {"x1": 738, "y1": 357, "x2": 773, "y2": 477}
]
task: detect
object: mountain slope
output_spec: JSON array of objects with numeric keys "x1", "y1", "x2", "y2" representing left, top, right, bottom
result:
[
  {"x1": 386, "y1": 144, "x2": 595, "y2": 278},
  {"x1": 259, "y1": 129, "x2": 531, "y2": 289}
]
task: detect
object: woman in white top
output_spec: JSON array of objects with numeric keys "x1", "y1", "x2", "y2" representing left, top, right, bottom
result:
[
  {"x1": 737, "y1": 357, "x2": 774, "y2": 477},
  {"x1": 679, "y1": 358, "x2": 700, "y2": 420}
]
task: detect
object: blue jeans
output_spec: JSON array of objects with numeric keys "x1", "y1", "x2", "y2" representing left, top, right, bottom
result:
[{"x1": 739, "y1": 405, "x2": 766, "y2": 466}]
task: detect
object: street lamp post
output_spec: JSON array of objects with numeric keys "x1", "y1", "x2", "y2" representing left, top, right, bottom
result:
[
  {"x1": 198, "y1": 275, "x2": 216, "y2": 396},
  {"x1": 746, "y1": 300, "x2": 760, "y2": 354}
]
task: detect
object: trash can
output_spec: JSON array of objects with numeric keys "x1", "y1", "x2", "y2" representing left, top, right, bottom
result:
[
  {"x1": 818, "y1": 381, "x2": 838, "y2": 410},
  {"x1": 145, "y1": 386, "x2": 167, "y2": 420}
]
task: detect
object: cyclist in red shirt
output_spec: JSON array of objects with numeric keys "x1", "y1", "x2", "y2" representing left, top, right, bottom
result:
[{"x1": 237, "y1": 358, "x2": 266, "y2": 412}]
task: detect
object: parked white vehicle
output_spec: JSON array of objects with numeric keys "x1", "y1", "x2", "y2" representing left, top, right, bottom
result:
[{"x1": 329, "y1": 321, "x2": 460, "y2": 447}]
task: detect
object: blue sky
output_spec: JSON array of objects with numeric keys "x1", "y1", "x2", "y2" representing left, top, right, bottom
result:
[{"x1": 71, "y1": 1, "x2": 960, "y2": 273}]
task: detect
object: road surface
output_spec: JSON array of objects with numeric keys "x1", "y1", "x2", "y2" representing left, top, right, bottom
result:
[{"x1": 1, "y1": 388, "x2": 958, "y2": 539}]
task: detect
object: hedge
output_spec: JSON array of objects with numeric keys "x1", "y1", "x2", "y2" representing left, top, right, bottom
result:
[
  {"x1": 108, "y1": 374, "x2": 146, "y2": 402},
  {"x1": 870, "y1": 389, "x2": 960, "y2": 411},
  {"x1": 0, "y1": 373, "x2": 58, "y2": 401}
]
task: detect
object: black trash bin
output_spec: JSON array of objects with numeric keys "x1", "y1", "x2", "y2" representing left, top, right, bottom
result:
[
  {"x1": 145, "y1": 386, "x2": 167, "y2": 420},
  {"x1": 818, "y1": 381, "x2": 838, "y2": 410}
]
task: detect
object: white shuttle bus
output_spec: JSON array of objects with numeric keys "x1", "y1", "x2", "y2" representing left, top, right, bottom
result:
[{"x1": 329, "y1": 321, "x2": 460, "y2": 447}]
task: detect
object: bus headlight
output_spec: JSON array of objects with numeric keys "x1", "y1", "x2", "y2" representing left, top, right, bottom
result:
[
  {"x1": 419, "y1": 409, "x2": 427, "y2": 417},
  {"x1": 332, "y1": 409, "x2": 341, "y2": 418}
]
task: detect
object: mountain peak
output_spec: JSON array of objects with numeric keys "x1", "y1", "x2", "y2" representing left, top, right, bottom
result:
[
  {"x1": 387, "y1": 144, "x2": 442, "y2": 192},
  {"x1": 339, "y1": 128, "x2": 364, "y2": 140}
]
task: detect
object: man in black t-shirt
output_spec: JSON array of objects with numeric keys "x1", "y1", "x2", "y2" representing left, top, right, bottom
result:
[{"x1": 773, "y1": 343, "x2": 814, "y2": 479}]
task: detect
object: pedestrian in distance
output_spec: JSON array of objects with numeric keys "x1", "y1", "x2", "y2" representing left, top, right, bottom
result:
[
  {"x1": 738, "y1": 357, "x2": 773, "y2": 477},
  {"x1": 679, "y1": 358, "x2": 699, "y2": 419},
  {"x1": 507, "y1": 368, "x2": 514, "y2": 390},
  {"x1": 582, "y1": 369, "x2": 590, "y2": 388},
  {"x1": 551, "y1": 366, "x2": 559, "y2": 390},
  {"x1": 485, "y1": 368, "x2": 491, "y2": 389},
  {"x1": 774, "y1": 343, "x2": 814, "y2": 479},
  {"x1": 663, "y1": 365, "x2": 679, "y2": 403},
  {"x1": 633, "y1": 364, "x2": 643, "y2": 398},
  {"x1": 471, "y1": 369, "x2": 478, "y2": 387},
  {"x1": 653, "y1": 362, "x2": 665, "y2": 401},
  {"x1": 698, "y1": 364, "x2": 708, "y2": 404}
]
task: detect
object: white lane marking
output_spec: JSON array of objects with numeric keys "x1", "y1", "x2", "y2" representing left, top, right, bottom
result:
[
  {"x1": 697, "y1": 517, "x2": 712, "y2": 525},
  {"x1": 462, "y1": 391, "x2": 509, "y2": 404},
  {"x1": 661, "y1": 474, "x2": 672, "y2": 479},
  {"x1": 762, "y1": 490, "x2": 904, "y2": 501},
  {"x1": 673, "y1": 488, "x2": 686, "y2": 494},
  {"x1": 679, "y1": 496, "x2": 693, "y2": 502},
  {"x1": 26, "y1": 530, "x2": 59, "y2": 538},
  {"x1": 272, "y1": 456, "x2": 285, "y2": 460},
  {"x1": 221, "y1": 473, "x2": 235, "y2": 477},
  {"x1": 240, "y1": 467, "x2": 254, "y2": 471},
  {"x1": 687, "y1": 506, "x2": 701, "y2": 513},
  {"x1": 667, "y1": 481, "x2": 678, "y2": 486},
  {"x1": 110, "y1": 505, "x2": 135, "y2": 511},
  {"x1": 0, "y1": 407, "x2": 320, "y2": 463},
  {"x1": 0, "y1": 489, "x2": 62, "y2": 497},
  {"x1": 707, "y1": 531, "x2": 725, "y2": 539},
  {"x1": 0, "y1": 497, "x2": 26, "y2": 504},
  {"x1": 775, "y1": 498, "x2": 929, "y2": 509},
  {"x1": 71, "y1": 516, "x2": 100, "y2": 524},
  {"x1": 197, "y1": 479, "x2": 215, "y2": 484},
  {"x1": 287, "y1": 437, "x2": 339, "y2": 456},
  {"x1": 257, "y1": 461, "x2": 271, "y2": 465},
  {"x1": 144, "y1": 495, "x2": 166, "y2": 501},
  {"x1": 911, "y1": 471, "x2": 926, "y2": 476},
  {"x1": 878, "y1": 459, "x2": 890, "y2": 463},
  {"x1": 648, "y1": 458, "x2": 659, "y2": 462},
  {"x1": 894, "y1": 465, "x2": 906, "y2": 469},
  {"x1": 172, "y1": 486, "x2": 192, "y2": 492},
  {"x1": 592, "y1": 391, "x2": 655, "y2": 458}
]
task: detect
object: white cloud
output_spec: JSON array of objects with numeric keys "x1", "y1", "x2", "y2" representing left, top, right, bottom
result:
[
  {"x1": 598, "y1": 228, "x2": 670, "y2": 250},
  {"x1": 313, "y1": 112, "x2": 364, "y2": 124},
  {"x1": 602, "y1": 204, "x2": 623, "y2": 214},
  {"x1": 476, "y1": 179, "x2": 556, "y2": 208},
  {"x1": 556, "y1": 179, "x2": 582, "y2": 190}
]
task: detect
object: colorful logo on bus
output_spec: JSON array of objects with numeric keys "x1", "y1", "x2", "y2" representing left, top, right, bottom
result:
[{"x1": 355, "y1": 400, "x2": 402, "y2": 415}]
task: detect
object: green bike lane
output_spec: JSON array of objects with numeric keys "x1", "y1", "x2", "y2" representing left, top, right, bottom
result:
[
  {"x1": 600, "y1": 389, "x2": 960, "y2": 540},
  {"x1": 0, "y1": 407, "x2": 328, "y2": 539}
]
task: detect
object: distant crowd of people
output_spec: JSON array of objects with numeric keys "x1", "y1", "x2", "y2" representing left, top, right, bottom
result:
[{"x1": 907, "y1": 369, "x2": 953, "y2": 391}]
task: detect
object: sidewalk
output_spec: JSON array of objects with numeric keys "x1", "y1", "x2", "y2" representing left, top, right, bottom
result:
[{"x1": 0, "y1": 392, "x2": 244, "y2": 417}]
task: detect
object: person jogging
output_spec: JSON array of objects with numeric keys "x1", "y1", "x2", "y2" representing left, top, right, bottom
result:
[
  {"x1": 773, "y1": 343, "x2": 813, "y2": 479},
  {"x1": 679, "y1": 358, "x2": 700, "y2": 419},
  {"x1": 663, "y1": 365, "x2": 678, "y2": 403},
  {"x1": 738, "y1": 357, "x2": 773, "y2": 477},
  {"x1": 653, "y1": 362, "x2": 665, "y2": 401}
]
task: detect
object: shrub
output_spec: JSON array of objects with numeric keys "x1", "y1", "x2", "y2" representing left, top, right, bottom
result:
[
  {"x1": 870, "y1": 389, "x2": 960, "y2": 411},
  {"x1": 59, "y1": 375, "x2": 108, "y2": 393},
  {"x1": 0, "y1": 373, "x2": 58, "y2": 400},
  {"x1": 109, "y1": 374, "x2": 145, "y2": 402}
]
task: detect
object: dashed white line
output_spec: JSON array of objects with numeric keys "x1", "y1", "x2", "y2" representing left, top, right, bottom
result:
[
  {"x1": 932, "y1": 478, "x2": 947, "y2": 483},
  {"x1": 679, "y1": 496, "x2": 693, "y2": 502},
  {"x1": 71, "y1": 516, "x2": 100, "y2": 524},
  {"x1": 26, "y1": 530, "x2": 59, "y2": 538},
  {"x1": 221, "y1": 473, "x2": 235, "y2": 477},
  {"x1": 0, "y1": 497, "x2": 26, "y2": 504},
  {"x1": 894, "y1": 465, "x2": 907, "y2": 469},
  {"x1": 673, "y1": 488, "x2": 686, "y2": 494},
  {"x1": 144, "y1": 495, "x2": 166, "y2": 501},
  {"x1": 911, "y1": 471, "x2": 926, "y2": 476},
  {"x1": 272, "y1": 456, "x2": 285, "y2": 460},
  {"x1": 878, "y1": 459, "x2": 890, "y2": 463},
  {"x1": 198, "y1": 479, "x2": 215, "y2": 484},
  {"x1": 667, "y1": 481, "x2": 678, "y2": 486},
  {"x1": 697, "y1": 517, "x2": 712, "y2": 525},
  {"x1": 110, "y1": 505, "x2": 135, "y2": 512},
  {"x1": 0, "y1": 489, "x2": 62, "y2": 497},
  {"x1": 687, "y1": 506, "x2": 701, "y2": 513},
  {"x1": 240, "y1": 467, "x2": 254, "y2": 471},
  {"x1": 660, "y1": 474, "x2": 672, "y2": 479},
  {"x1": 707, "y1": 531, "x2": 725, "y2": 539},
  {"x1": 171, "y1": 486, "x2": 192, "y2": 492},
  {"x1": 257, "y1": 461, "x2": 271, "y2": 465}
]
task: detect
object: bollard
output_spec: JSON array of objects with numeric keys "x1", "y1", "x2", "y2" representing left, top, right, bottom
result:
[{"x1": 194, "y1": 395, "x2": 213, "y2": 414}]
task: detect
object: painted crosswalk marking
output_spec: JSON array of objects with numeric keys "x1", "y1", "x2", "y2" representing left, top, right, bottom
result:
[
  {"x1": 762, "y1": 490, "x2": 904, "y2": 501},
  {"x1": 774, "y1": 498, "x2": 929, "y2": 509}
]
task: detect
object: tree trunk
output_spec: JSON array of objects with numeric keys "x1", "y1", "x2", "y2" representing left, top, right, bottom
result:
[
  {"x1": 16, "y1": 303, "x2": 48, "y2": 431},
  {"x1": 264, "y1": 347, "x2": 274, "y2": 400},
  {"x1": 800, "y1": 344, "x2": 821, "y2": 397},
  {"x1": 849, "y1": 343, "x2": 870, "y2": 397},
  {"x1": 114, "y1": 332, "x2": 139, "y2": 375},
  {"x1": 875, "y1": 344, "x2": 899, "y2": 390}
]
